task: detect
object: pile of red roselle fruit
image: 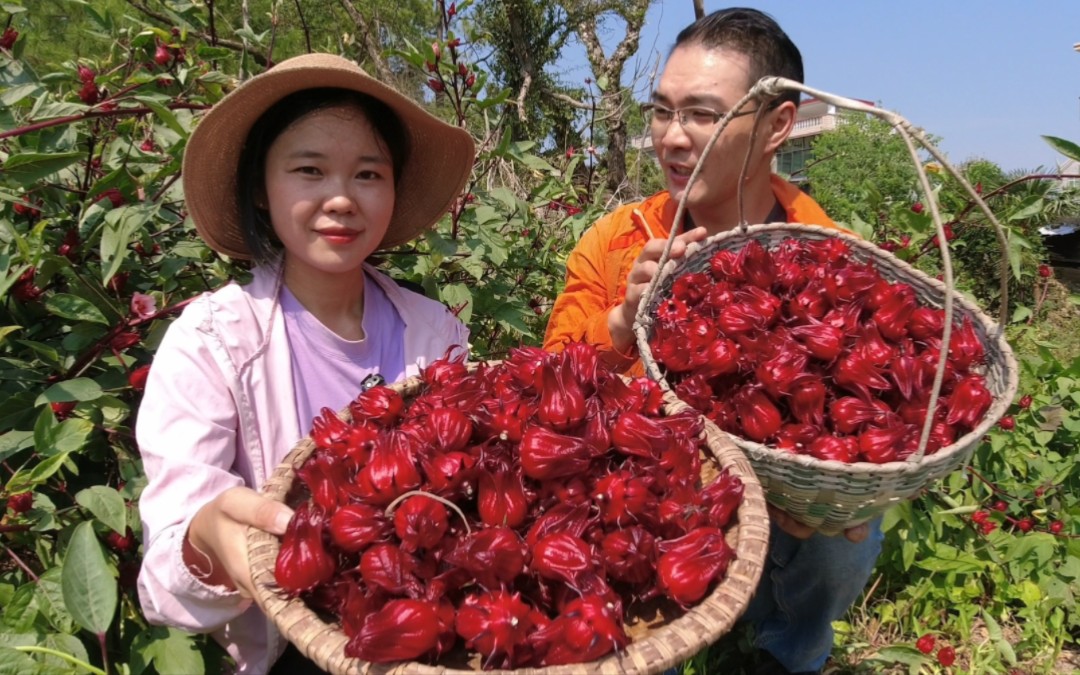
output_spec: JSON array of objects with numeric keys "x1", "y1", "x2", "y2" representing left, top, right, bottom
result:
[
  {"x1": 273, "y1": 343, "x2": 744, "y2": 669},
  {"x1": 648, "y1": 237, "x2": 995, "y2": 464}
]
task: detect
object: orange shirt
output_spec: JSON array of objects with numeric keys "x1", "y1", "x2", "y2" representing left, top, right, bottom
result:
[{"x1": 543, "y1": 175, "x2": 840, "y2": 374}]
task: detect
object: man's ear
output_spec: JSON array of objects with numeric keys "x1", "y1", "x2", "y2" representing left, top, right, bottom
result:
[{"x1": 762, "y1": 99, "x2": 798, "y2": 155}]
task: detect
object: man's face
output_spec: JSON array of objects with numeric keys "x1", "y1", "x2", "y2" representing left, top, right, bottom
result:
[{"x1": 651, "y1": 43, "x2": 773, "y2": 218}]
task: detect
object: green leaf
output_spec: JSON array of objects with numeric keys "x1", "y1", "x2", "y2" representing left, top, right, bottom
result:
[
  {"x1": 1042, "y1": 135, "x2": 1080, "y2": 162},
  {"x1": 133, "y1": 627, "x2": 206, "y2": 675},
  {"x1": 133, "y1": 95, "x2": 187, "y2": 137},
  {"x1": 1007, "y1": 197, "x2": 1045, "y2": 223},
  {"x1": 101, "y1": 204, "x2": 157, "y2": 284},
  {"x1": 1, "y1": 152, "x2": 83, "y2": 184},
  {"x1": 0, "y1": 326, "x2": 21, "y2": 345},
  {"x1": 0, "y1": 83, "x2": 43, "y2": 108},
  {"x1": 36, "y1": 418, "x2": 93, "y2": 457},
  {"x1": 43, "y1": 294, "x2": 109, "y2": 325},
  {"x1": 61, "y1": 521, "x2": 117, "y2": 635},
  {"x1": 0, "y1": 647, "x2": 37, "y2": 674},
  {"x1": 194, "y1": 45, "x2": 232, "y2": 59},
  {"x1": 493, "y1": 304, "x2": 533, "y2": 338},
  {"x1": 75, "y1": 486, "x2": 126, "y2": 535},
  {"x1": 0, "y1": 430, "x2": 33, "y2": 464},
  {"x1": 35, "y1": 378, "x2": 104, "y2": 406},
  {"x1": 6, "y1": 451, "x2": 71, "y2": 493},
  {"x1": 440, "y1": 284, "x2": 472, "y2": 324},
  {"x1": 35, "y1": 568, "x2": 76, "y2": 635}
]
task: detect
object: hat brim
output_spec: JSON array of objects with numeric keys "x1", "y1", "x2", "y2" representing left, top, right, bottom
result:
[{"x1": 182, "y1": 54, "x2": 476, "y2": 260}]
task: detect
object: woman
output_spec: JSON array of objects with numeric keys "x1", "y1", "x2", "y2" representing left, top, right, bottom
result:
[{"x1": 136, "y1": 53, "x2": 475, "y2": 674}]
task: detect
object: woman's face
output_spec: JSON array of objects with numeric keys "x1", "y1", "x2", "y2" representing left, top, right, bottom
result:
[{"x1": 263, "y1": 104, "x2": 395, "y2": 282}]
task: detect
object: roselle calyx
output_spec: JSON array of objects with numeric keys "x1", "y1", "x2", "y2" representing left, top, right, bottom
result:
[
  {"x1": 393, "y1": 495, "x2": 449, "y2": 552},
  {"x1": 533, "y1": 595, "x2": 629, "y2": 666},
  {"x1": 445, "y1": 526, "x2": 527, "y2": 590},
  {"x1": 535, "y1": 359, "x2": 587, "y2": 431},
  {"x1": 945, "y1": 374, "x2": 993, "y2": 429},
  {"x1": 477, "y1": 469, "x2": 530, "y2": 528},
  {"x1": 519, "y1": 425, "x2": 594, "y2": 480},
  {"x1": 274, "y1": 502, "x2": 336, "y2": 595},
  {"x1": 655, "y1": 528, "x2": 734, "y2": 607},
  {"x1": 351, "y1": 386, "x2": 405, "y2": 427},
  {"x1": 345, "y1": 599, "x2": 441, "y2": 662},
  {"x1": 328, "y1": 503, "x2": 391, "y2": 553},
  {"x1": 733, "y1": 386, "x2": 782, "y2": 442},
  {"x1": 360, "y1": 542, "x2": 423, "y2": 596},
  {"x1": 600, "y1": 526, "x2": 656, "y2": 585},
  {"x1": 456, "y1": 591, "x2": 538, "y2": 668}
]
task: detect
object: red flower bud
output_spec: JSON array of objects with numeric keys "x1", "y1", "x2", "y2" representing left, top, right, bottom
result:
[
  {"x1": 154, "y1": 44, "x2": 171, "y2": 66},
  {"x1": 110, "y1": 330, "x2": 141, "y2": 352},
  {"x1": 78, "y1": 81, "x2": 100, "y2": 105},
  {"x1": 1038, "y1": 264, "x2": 1052, "y2": 278},
  {"x1": 428, "y1": 78, "x2": 445, "y2": 93},
  {"x1": 328, "y1": 503, "x2": 391, "y2": 552},
  {"x1": 791, "y1": 323, "x2": 844, "y2": 361},
  {"x1": 445, "y1": 526, "x2": 527, "y2": 590},
  {"x1": 1018, "y1": 394, "x2": 1032, "y2": 409},
  {"x1": 350, "y1": 385, "x2": 404, "y2": 426},
  {"x1": 477, "y1": 470, "x2": 529, "y2": 528},
  {"x1": 591, "y1": 470, "x2": 656, "y2": 526},
  {"x1": 531, "y1": 533, "x2": 596, "y2": 587},
  {"x1": 274, "y1": 503, "x2": 336, "y2": 595},
  {"x1": 6, "y1": 491, "x2": 32, "y2": 514},
  {"x1": 431, "y1": 41, "x2": 441, "y2": 61},
  {"x1": 916, "y1": 634, "x2": 935, "y2": 654},
  {"x1": 733, "y1": 386, "x2": 782, "y2": 443},
  {"x1": 808, "y1": 434, "x2": 859, "y2": 463},
  {"x1": 393, "y1": 494, "x2": 449, "y2": 552},
  {"x1": 345, "y1": 599, "x2": 440, "y2": 662},
  {"x1": 128, "y1": 364, "x2": 151, "y2": 390},
  {"x1": 535, "y1": 358, "x2": 587, "y2": 431},
  {"x1": 911, "y1": 202, "x2": 924, "y2": 214},
  {"x1": 77, "y1": 65, "x2": 96, "y2": 83},
  {"x1": 997, "y1": 415, "x2": 1015, "y2": 431},
  {"x1": 533, "y1": 595, "x2": 628, "y2": 666},
  {"x1": 937, "y1": 645, "x2": 956, "y2": 667},
  {"x1": 0, "y1": 27, "x2": 17, "y2": 50},
  {"x1": 360, "y1": 542, "x2": 423, "y2": 596},
  {"x1": 655, "y1": 528, "x2": 734, "y2": 606},
  {"x1": 829, "y1": 396, "x2": 889, "y2": 434},
  {"x1": 948, "y1": 317, "x2": 985, "y2": 372},
  {"x1": 520, "y1": 425, "x2": 593, "y2": 481},
  {"x1": 945, "y1": 374, "x2": 993, "y2": 430},
  {"x1": 599, "y1": 526, "x2": 656, "y2": 585},
  {"x1": 354, "y1": 439, "x2": 422, "y2": 506},
  {"x1": 455, "y1": 591, "x2": 537, "y2": 668}
]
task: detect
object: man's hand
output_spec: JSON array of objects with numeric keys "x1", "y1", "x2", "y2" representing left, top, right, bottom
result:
[
  {"x1": 183, "y1": 486, "x2": 294, "y2": 597},
  {"x1": 767, "y1": 504, "x2": 869, "y2": 543},
  {"x1": 607, "y1": 226, "x2": 709, "y2": 352}
]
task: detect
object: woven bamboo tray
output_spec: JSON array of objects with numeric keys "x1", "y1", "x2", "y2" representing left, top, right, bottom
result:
[
  {"x1": 632, "y1": 76, "x2": 1020, "y2": 534},
  {"x1": 636, "y1": 222, "x2": 1018, "y2": 533},
  {"x1": 246, "y1": 369, "x2": 770, "y2": 675}
]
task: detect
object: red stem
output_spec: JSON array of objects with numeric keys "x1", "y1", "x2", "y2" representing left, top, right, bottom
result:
[{"x1": 0, "y1": 103, "x2": 209, "y2": 141}]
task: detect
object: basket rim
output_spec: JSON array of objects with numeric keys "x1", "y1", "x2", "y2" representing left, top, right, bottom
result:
[
  {"x1": 246, "y1": 364, "x2": 772, "y2": 675},
  {"x1": 632, "y1": 221, "x2": 1020, "y2": 480}
]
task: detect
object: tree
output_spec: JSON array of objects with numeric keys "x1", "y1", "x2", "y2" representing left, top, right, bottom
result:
[{"x1": 805, "y1": 111, "x2": 925, "y2": 229}]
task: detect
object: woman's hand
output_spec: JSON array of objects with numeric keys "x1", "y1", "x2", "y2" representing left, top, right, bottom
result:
[
  {"x1": 767, "y1": 504, "x2": 870, "y2": 543},
  {"x1": 607, "y1": 226, "x2": 709, "y2": 352},
  {"x1": 183, "y1": 486, "x2": 294, "y2": 597}
]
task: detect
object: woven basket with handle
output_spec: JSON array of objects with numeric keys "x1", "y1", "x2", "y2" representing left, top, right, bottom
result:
[
  {"x1": 246, "y1": 365, "x2": 771, "y2": 675},
  {"x1": 633, "y1": 77, "x2": 1019, "y2": 534}
]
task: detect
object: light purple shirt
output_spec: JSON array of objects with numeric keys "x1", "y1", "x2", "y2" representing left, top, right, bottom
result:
[{"x1": 280, "y1": 273, "x2": 406, "y2": 431}]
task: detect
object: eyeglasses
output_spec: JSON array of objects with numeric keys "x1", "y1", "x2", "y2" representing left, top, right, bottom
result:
[{"x1": 641, "y1": 102, "x2": 774, "y2": 135}]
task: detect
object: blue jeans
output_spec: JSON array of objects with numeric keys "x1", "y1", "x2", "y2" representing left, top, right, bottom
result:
[{"x1": 740, "y1": 516, "x2": 884, "y2": 672}]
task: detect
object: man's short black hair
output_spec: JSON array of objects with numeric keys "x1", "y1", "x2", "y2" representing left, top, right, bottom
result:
[
  {"x1": 674, "y1": 7, "x2": 804, "y2": 109},
  {"x1": 235, "y1": 88, "x2": 408, "y2": 264}
]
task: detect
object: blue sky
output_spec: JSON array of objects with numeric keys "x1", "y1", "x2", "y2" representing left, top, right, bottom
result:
[{"x1": 562, "y1": 2, "x2": 1080, "y2": 173}]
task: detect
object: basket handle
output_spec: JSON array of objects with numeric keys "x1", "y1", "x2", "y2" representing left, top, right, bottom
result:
[{"x1": 636, "y1": 76, "x2": 1012, "y2": 463}]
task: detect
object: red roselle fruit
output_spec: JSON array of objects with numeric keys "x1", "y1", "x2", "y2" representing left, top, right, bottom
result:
[
  {"x1": 393, "y1": 495, "x2": 449, "y2": 552},
  {"x1": 6, "y1": 491, "x2": 33, "y2": 514},
  {"x1": 477, "y1": 470, "x2": 529, "y2": 529},
  {"x1": 916, "y1": 634, "x2": 935, "y2": 654},
  {"x1": 345, "y1": 599, "x2": 441, "y2": 662},
  {"x1": 533, "y1": 595, "x2": 629, "y2": 666},
  {"x1": 937, "y1": 645, "x2": 956, "y2": 667},
  {"x1": 274, "y1": 503, "x2": 336, "y2": 595},
  {"x1": 328, "y1": 503, "x2": 391, "y2": 553},
  {"x1": 455, "y1": 591, "x2": 538, "y2": 668},
  {"x1": 445, "y1": 527, "x2": 527, "y2": 591},
  {"x1": 535, "y1": 358, "x2": 587, "y2": 431},
  {"x1": 519, "y1": 426, "x2": 593, "y2": 481},
  {"x1": 655, "y1": 528, "x2": 734, "y2": 607}
]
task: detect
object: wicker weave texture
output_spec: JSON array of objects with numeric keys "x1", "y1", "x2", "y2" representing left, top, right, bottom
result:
[
  {"x1": 635, "y1": 223, "x2": 1019, "y2": 534},
  {"x1": 246, "y1": 374, "x2": 770, "y2": 675}
]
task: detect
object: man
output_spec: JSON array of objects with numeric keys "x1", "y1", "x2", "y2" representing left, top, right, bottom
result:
[{"x1": 544, "y1": 8, "x2": 882, "y2": 674}]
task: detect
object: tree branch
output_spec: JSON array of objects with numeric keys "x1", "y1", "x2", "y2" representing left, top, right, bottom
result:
[
  {"x1": 125, "y1": 0, "x2": 269, "y2": 66},
  {"x1": 336, "y1": 0, "x2": 394, "y2": 82}
]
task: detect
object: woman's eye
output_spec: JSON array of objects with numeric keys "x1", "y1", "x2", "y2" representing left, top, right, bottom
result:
[
  {"x1": 357, "y1": 170, "x2": 383, "y2": 180},
  {"x1": 294, "y1": 166, "x2": 321, "y2": 175}
]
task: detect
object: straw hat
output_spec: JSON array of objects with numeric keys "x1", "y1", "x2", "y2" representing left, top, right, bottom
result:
[{"x1": 182, "y1": 53, "x2": 476, "y2": 259}]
